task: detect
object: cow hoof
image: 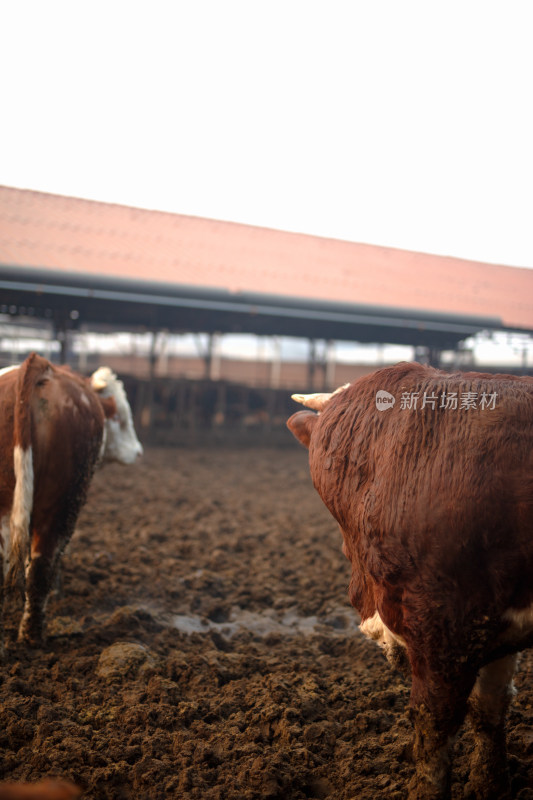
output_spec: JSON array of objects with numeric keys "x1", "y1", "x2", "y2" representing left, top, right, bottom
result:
[
  {"x1": 17, "y1": 628, "x2": 44, "y2": 648},
  {"x1": 407, "y1": 774, "x2": 449, "y2": 800},
  {"x1": 464, "y1": 774, "x2": 511, "y2": 800},
  {"x1": 464, "y1": 741, "x2": 510, "y2": 800},
  {"x1": 18, "y1": 636, "x2": 44, "y2": 648}
]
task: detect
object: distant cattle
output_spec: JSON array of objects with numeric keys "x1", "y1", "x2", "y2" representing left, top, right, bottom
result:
[
  {"x1": 0, "y1": 353, "x2": 142, "y2": 648},
  {"x1": 287, "y1": 362, "x2": 533, "y2": 800}
]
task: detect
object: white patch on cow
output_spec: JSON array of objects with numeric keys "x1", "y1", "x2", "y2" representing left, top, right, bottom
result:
[
  {"x1": 91, "y1": 367, "x2": 143, "y2": 464},
  {"x1": 360, "y1": 610, "x2": 406, "y2": 651},
  {"x1": 10, "y1": 445, "x2": 34, "y2": 566},
  {"x1": 0, "y1": 365, "x2": 19, "y2": 377},
  {"x1": 80, "y1": 391, "x2": 91, "y2": 407},
  {"x1": 98, "y1": 423, "x2": 108, "y2": 462}
]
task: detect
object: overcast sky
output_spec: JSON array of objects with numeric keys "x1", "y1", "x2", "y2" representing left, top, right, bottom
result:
[{"x1": 2, "y1": 1, "x2": 532, "y2": 269}]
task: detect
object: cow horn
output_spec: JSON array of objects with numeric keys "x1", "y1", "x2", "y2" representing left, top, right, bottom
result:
[
  {"x1": 91, "y1": 367, "x2": 111, "y2": 391},
  {"x1": 291, "y1": 383, "x2": 350, "y2": 411},
  {"x1": 291, "y1": 392, "x2": 333, "y2": 411}
]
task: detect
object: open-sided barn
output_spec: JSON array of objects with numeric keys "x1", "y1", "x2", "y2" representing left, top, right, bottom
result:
[{"x1": 1, "y1": 185, "x2": 532, "y2": 440}]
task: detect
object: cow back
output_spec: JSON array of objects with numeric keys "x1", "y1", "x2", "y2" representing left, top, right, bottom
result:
[
  {"x1": 27, "y1": 359, "x2": 105, "y2": 528},
  {"x1": 307, "y1": 363, "x2": 533, "y2": 628}
]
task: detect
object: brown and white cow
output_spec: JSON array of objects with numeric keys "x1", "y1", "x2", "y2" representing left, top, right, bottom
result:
[
  {"x1": 287, "y1": 362, "x2": 533, "y2": 800},
  {"x1": 0, "y1": 353, "x2": 142, "y2": 648}
]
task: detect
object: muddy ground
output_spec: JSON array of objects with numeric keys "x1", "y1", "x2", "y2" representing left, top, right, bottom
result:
[{"x1": 1, "y1": 445, "x2": 532, "y2": 799}]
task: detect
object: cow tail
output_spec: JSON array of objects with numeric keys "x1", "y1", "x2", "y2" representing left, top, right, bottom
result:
[{"x1": 7, "y1": 353, "x2": 49, "y2": 591}]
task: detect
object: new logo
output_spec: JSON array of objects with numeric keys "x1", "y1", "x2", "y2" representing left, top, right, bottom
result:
[{"x1": 375, "y1": 390, "x2": 396, "y2": 411}]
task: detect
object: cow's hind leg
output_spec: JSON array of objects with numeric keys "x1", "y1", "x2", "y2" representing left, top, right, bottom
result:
[
  {"x1": 18, "y1": 553, "x2": 57, "y2": 645},
  {"x1": 18, "y1": 530, "x2": 66, "y2": 646},
  {"x1": 408, "y1": 673, "x2": 474, "y2": 800},
  {"x1": 0, "y1": 515, "x2": 9, "y2": 657},
  {"x1": 464, "y1": 655, "x2": 517, "y2": 800}
]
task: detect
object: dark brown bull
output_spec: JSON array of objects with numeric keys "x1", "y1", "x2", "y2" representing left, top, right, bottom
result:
[
  {"x1": 0, "y1": 353, "x2": 142, "y2": 649},
  {"x1": 287, "y1": 362, "x2": 533, "y2": 800}
]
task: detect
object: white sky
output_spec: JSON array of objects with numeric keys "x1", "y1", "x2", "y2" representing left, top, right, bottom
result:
[{"x1": 1, "y1": 0, "x2": 533, "y2": 270}]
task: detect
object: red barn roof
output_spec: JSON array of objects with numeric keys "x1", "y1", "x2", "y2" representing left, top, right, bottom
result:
[{"x1": 1, "y1": 185, "x2": 532, "y2": 331}]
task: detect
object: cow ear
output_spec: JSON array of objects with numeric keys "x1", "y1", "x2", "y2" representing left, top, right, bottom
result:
[
  {"x1": 99, "y1": 396, "x2": 117, "y2": 420},
  {"x1": 286, "y1": 410, "x2": 319, "y2": 449}
]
